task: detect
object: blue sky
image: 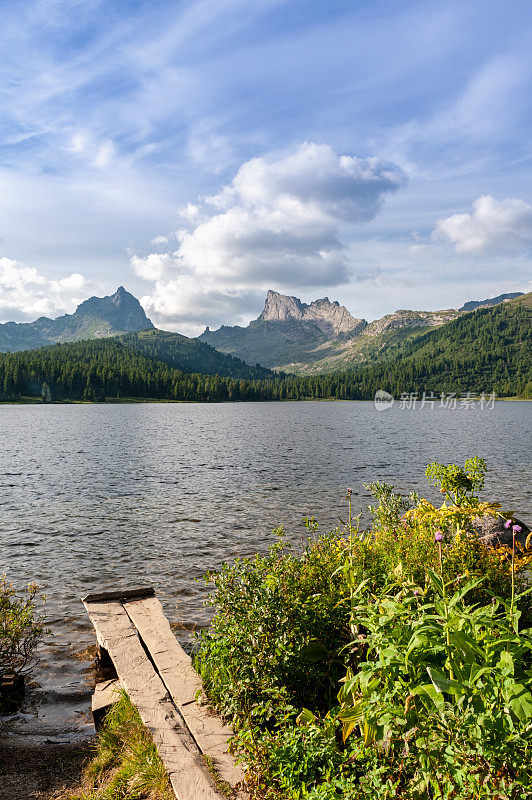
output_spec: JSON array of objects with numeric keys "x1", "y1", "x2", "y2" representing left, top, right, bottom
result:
[{"x1": 0, "y1": 0, "x2": 531, "y2": 332}]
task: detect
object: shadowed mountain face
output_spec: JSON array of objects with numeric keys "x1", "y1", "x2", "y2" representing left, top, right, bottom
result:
[
  {"x1": 459, "y1": 292, "x2": 523, "y2": 312},
  {"x1": 198, "y1": 289, "x2": 527, "y2": 373},
  {"x1": 117, "y1": 329, "x2": 275, "y2": 380},
  {"x1": 198, "y1": 290, "x2": 367, "y2": 369},
  {"x1": 0, "y1": 287, "x2": 154, "y2": 352}
]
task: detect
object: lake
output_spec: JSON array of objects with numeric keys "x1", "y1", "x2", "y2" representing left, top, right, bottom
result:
[{"x1": 0, "y1": 400, "x2": 530, "y2": 742}]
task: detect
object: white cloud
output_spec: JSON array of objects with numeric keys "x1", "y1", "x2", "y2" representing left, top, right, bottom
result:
[
  {"x1": 132, "y1": 142, "x2": 406, "y2": 332},
  {"x1": 131, "y1": 252, "x2": 177, "y2": 282},
  {"x1": 435, "y1": 195, "x2": 532, "y2": 254},
  {"x1": 150, "y1": 234, "x2": 169, "y2": 246},
  {"x1": 69, "y1": 132, "x2": 89, "y2": 154},
  {"x1": 0, "y1": 257, "x2": 89, "y2": 321},
  {"x1": 140, "y1": 275, "x2": 263, "y2": 336},
  {"x1": 178, "y1": 203, "x2": 200, "y2": 222},
  {"x1": 67, "y1": 131, "x2": 116, "y2": 170},
  {"x1": 94, "y1": 140, "x2": 115, "y2": 169},
  {"x1": 50, "y1": 272, "x2": 86, "y2": 292}
]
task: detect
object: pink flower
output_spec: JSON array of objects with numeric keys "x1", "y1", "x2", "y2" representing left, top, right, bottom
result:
[
  {"x1": 512, "y1": 524, "x2": 522, "y2": 533},
  {"x1": 504, "y1": 519, "x2": 512, "y2": 529},
  {"x1": 434, "y1": 531, "x2": 443, "y2": 542},
  {"x1": 414, "y1": 590, "x2": 419, "y2": 596}
]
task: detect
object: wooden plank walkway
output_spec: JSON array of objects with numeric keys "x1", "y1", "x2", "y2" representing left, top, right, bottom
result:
[{"x1": 82, "y1": 588, "x2": 247, "y2": 800}]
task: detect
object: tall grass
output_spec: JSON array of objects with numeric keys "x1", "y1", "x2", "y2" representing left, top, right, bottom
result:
[{"x1": 61, "y1": 690, "x2": 173, "y2": 800}]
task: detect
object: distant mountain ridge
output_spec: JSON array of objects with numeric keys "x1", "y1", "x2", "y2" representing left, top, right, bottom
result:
[
  {"x1": 0, "y1": 285, "x2": 525, "y2": 377},
  {"x1": 199, "y1": 290, "x2": 525, "y2": 374},
  {"x1": 459, "y1": 292, "x2": 523, "y2": 312},
  {"x1": 0, "y1": 287, "x2": 274, "y2": 380},
  {"x1": 0, "y1": 286, "x2": 154, "y2": 352}
]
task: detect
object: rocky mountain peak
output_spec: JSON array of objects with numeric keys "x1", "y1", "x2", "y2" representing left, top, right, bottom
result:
[
  {"x1": 0, "y1": 286, "x2": 154, "y2": 353},
  {"x1": 76, "y1": 287, "x2": 154, "y2": 331},
  {"x1": 198, "y1": 288, "x2": 527, "y2": 374},
  {"x1": 258, "y1": 290, "x2": 365, "y2": 336},
  {"x1": 259, "y1": 290, "x2": 306, "y2": 322},
  {"x1": 112, "y1": 285, "x2": 128, "y2": 303}
]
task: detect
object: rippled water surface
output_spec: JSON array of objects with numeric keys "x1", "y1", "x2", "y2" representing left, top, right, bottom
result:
[{"x1": 1, "y1": 401, "x2": 530, "y2": 741}]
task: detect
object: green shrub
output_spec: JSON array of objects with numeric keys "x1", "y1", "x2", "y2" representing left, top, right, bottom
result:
[
  {"x1": 334, "y1": 574, "x2": 532, "y2": 799},
  {"x1": 0, "y1": 576, "x2": 46, "y2": 677},
  {"x1": 195, "y1": 527, "x2": 351, "y2": 722},
  {"x1": 195, "y1": 459, "x2": 532, "y2": 799}
]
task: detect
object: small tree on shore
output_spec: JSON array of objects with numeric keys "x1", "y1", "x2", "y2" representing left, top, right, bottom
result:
[
  {"x1": 0, "y1": 578, "x2": 47, "y2": 677},
  {"x1": 41, "y1": 381, "x2": 52, "y2": 403}
]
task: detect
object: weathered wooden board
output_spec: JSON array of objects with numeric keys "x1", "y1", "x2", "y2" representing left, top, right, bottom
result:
[
  {"x1": 92, "y1": 678, "x2": 120, "y2": 729},
  {"x1": 124, "y1": 596, "x2": 246, "y2": 791},
  {"x1": 83, "y1": 599, "x2": 221, "y2": 800},
  {"x1": 82, "y1": 587, "x2": 155, "y2": 603}
]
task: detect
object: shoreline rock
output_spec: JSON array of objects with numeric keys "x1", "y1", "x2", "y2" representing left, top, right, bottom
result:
[{"x1": 472, "y1": 516, "x2": 530, "y2": 550}]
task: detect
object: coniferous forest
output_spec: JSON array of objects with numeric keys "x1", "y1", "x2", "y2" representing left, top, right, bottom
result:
[{"x1": 0, "y1": 301, "x2": 530, "y2": 402}]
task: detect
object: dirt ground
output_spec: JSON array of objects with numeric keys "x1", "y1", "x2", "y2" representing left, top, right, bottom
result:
[{"x1": 0, "y1": 740, "x2": 93, "y2": 800}]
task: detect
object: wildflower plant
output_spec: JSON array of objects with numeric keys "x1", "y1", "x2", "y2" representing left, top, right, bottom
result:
[{"x1": 196, "y1": 458, "x2": 532, "y2": 800}]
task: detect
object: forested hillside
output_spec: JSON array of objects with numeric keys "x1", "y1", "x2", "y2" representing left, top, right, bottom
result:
[
  {"x1": 358, "y1": 295, "x2": 531, "y2": 398},
  {"x1": 0, "y1": 297, "x2": 530, "y2": 401},
  {"x1": 118, "y1": 329, "x2": 273, "y2": 379},
  {"x1": 0, "y1": 339, "x2": 280, "y2": 402}
]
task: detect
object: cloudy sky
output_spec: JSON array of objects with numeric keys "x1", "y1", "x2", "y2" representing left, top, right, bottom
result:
[{"x1": 1, "y1": 0, "x2": 531, "y2": 334}]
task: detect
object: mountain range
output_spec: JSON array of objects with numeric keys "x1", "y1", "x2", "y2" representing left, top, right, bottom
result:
[
  {"x1": 0, "y1": 287, "x2": 274, "y2": 381},
  {"x1": 199, "y1": 289, "x2": 524, "y2": 373},
  {"x1": 1, "y1": 293, "x2": 529, "y2": 401},
  {"x1": 0, "y1": 285, "x2": 525, "y2": 378}
]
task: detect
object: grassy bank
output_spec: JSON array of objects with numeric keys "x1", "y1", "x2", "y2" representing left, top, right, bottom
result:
[
  {"x1": 59, "y1": 691, "x2": 173, "y2": 800},
  {"x1": 195, "y1": 459, "x2": 532, "y2": 799}
]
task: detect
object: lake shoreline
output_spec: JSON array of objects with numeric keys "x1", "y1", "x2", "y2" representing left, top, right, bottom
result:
[
  {"x1": 1, "y1": 395, "x2": 530, "y2": 405},
  {"x1": 0, "y1": 738, "x2": 92, "y2": 800}
]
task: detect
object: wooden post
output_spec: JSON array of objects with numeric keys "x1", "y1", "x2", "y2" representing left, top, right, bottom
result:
[
  {"x1": 0, "y1": 673, "x2": 25, "y2": 711},
  {"x1": 92, "y1": 678, "x2": 120, "y2": 730}
]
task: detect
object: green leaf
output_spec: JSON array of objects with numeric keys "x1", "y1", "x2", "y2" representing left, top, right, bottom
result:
[
  {"x1": 447, "y1": 578, "x2": 484, "y2": 609},
  {"x1": 363, "y1": 718, "x2": 378, "y2": 747},
  {"x1": 296, "y1": 708, "x2": 318, "y2": 726},
  {"x1": 425, "y1": 568, "x2": 444, "y2": 596},
  {"x1": 338, "y1": 701, "x2": 365, "y2": 724},
  {"x1": 411, "y1": 683, "x2": 445, "y2": 712},
  {"x1": 427, "y1": 667, "x2": 465, "y2": 698},
  {"x1": 507, "y1": 682, "x2": 532, "y2": 723},
  {"x1": 339, "y1": 701, "x2": 365, "y2": 742},
  {"x1": 299, "y1": 639, "x2": 328, "y2": 662},
  {"x1": 468, "y1": 664, "x2": 491, "y2": 684},
  {"x1": 498, "y1": 650, "x2": 514, "y2": 676},
  {"x1": 449, "y1": 629, "x2": 483, "y2": 661}
]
